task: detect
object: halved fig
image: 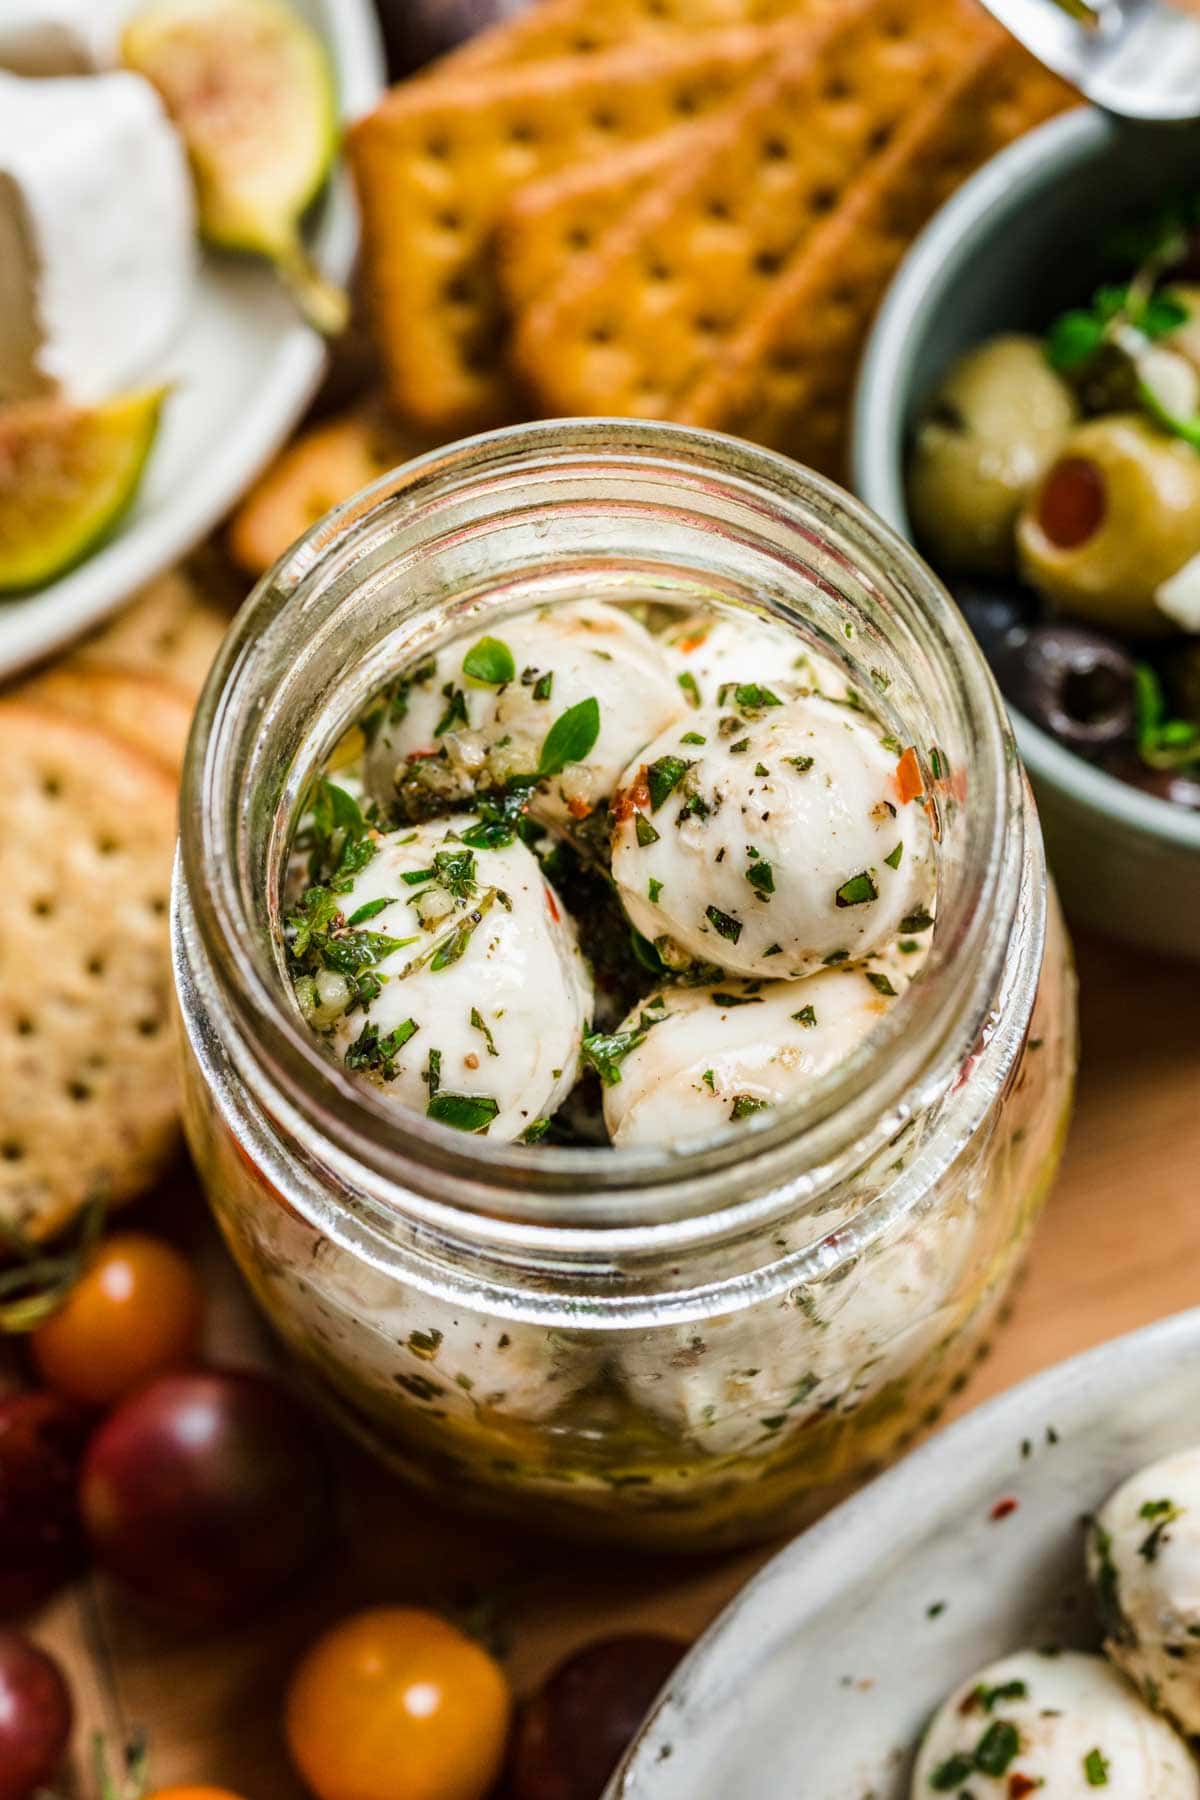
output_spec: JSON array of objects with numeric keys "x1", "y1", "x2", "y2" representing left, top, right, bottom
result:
[
  {"x1": 122, "y1": 0, "x2": 346, "y2": 334},
  {"x1": 0, "y1": 389, "x2": 165, "y2": 593}
]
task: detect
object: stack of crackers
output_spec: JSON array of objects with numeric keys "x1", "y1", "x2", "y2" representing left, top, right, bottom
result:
[
  {"x1": 0, "y1": 565, "x2": 231, "y2": 1244},
  {"x1": 345, "y1": 0, "x2": 1073, "y2": 482}
]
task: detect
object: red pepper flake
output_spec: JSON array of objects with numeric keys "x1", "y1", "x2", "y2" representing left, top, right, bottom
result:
[
  {"x1": 544, "y1": 885, "x2": 561, "y2": 924},
  {"x1": 990, "y1": 1497, "x2": 1019, "y2": 1522},
  {"x1": 894, "y1": 745, "x2": 924, "y2": 805},
  {"x1": 566, "y1": 795, "x2": 593, "y2": 820},
  {"x1": 612, "y1": 766, "x2": 651, "y2": 823},
  {"x1": 1009, "y1": 1775, "x2": 1038, "y2": 1798},
  {"x1": 958, "y1": 1688, "x2": 982, "y2": 1716},
  {"x1": 406, "y1": 747, "x2": 442, "y2": 762},
  {"x1": 676, "y1": 630, "x2": 707, "y2": 654}
]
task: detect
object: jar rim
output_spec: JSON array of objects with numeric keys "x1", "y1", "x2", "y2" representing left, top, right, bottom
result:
[{"x1": 178, "y1": 419, "x2": 1030, "y2": 1229}]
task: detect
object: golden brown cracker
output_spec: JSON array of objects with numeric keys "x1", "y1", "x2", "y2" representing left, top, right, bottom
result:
[
  {"x1": 496, "y1": 127, "x2": 697, "y2": 316},
  {"x1": 440, "y1": 0, "x2": 838, "y2": 74},
  {"x1": 511, "y1": 0, "x2": 998, "y2": 420},
  {"x1": 349, "y1": 25, "x2": 790, "y2": 430},
  {"x1": 0, "y1": 703, "x2": 180, "y2": 1239},
  {"x1": 24, "y1": 664, "x2": 195, "y2": 775},
  {"x1": 76, "y1": 565, "x2": 232, "y2": 699},
  {"x1": 229, "y1": 406, "x2": 431, "y2": 578},
  {"x1": 680, "y1": 44, "x2": 1074, "y2": 477}
]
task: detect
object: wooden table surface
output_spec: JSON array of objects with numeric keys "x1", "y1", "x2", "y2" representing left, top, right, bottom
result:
[{"x1": 36, "y1": 926, "x2": 1200, "y2": 1795}]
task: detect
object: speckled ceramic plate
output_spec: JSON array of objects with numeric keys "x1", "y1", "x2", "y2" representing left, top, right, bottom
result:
[
  {"x1": 607, "y1": 1308, "x2": 1200, "y2": 1799},
  {"x1": 0, "y1": 0, "x2": 385, "y2": 679}
]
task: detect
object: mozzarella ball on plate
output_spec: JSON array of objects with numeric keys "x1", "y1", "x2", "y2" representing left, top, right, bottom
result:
[
  {"x1": 364, "y1": 599, "x2": 684, "y2": 830},
  {"x1": 599, "y1": 964, "x2": 919, "y2": 1149},
  {"x1": 293, "y1": 817, "x2": 592, "y2": 1142},
  {"x1": 611, "y1": 693, "x2": 934, "y2": 979},
  {"x1": 911, "y1": 1650, "x2": 1200, "y2": 1797},
  {"x1": 1088, "y1": 1447, "x2": 1200, "y2": 1737},
  {"x1": 661, "y1": 609, "x2": 849, "y2": 709}
]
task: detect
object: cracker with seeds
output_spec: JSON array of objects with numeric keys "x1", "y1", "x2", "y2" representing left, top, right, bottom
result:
[
  {"x1": 348, "y1": 24, "x2": 792, "y2": 429},
  {"x1": 75, "y1": 564, "x2": 232, "y2": 699},
  {"x1": 511, "y1": 0, "x2": 996, "y2": 420},
  {"x1": 679, "y1": 42, "x2": 1074, "y2": 475},
  {"x1": 24, "y1": 664, "x2": 195, "y2": 775},
  {"x1": 0, "y1": 704, "x2": 179, "y2": 1240}
]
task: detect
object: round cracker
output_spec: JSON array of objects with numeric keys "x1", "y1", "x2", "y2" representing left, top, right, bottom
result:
[
  {"x1": 76, "y1": 563, "x2": 232, "y2": 699},
  {"x1": 24, "y1": 664, "x2": 195, "y2": 775},
  {"x1": 0, "y1": 703, "x2": 180, "y2": 1240}
]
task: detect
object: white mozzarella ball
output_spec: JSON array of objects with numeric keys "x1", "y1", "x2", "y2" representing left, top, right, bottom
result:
[
  {"x1": 1089, "y1": 1447, "x2": 1200, "y2": 1737},
  {"x1": 912, "y1": 1651, "x2": 1200, "y2": 1797},
  {"x1": 612, "y1": 693, "x2": 934, "y2": 979},
  {"x1": 299, "y1": 818, "x2": 592, "y2": 1142},
  {"x1": 662, "y1": 608, "x2": 850, "y2": 709},
  {"x1": 364, "y1": 600, "x2": 684, "y2": 830},
  {"x1": 600, "y1": 966, "x2": 916, "y2": 1149}
]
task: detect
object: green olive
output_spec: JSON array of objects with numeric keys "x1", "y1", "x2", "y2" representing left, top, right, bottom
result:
[
  {"x1": 1017, "y1": 413, "x2": 1200, "y2": 634},
  {"x1": 907, "y1": 334, "x2": 1078, "y2": 575}
]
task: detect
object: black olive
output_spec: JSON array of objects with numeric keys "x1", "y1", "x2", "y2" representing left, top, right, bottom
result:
[
  {"x1": 946, "y1": 577, "x2": 1040, "y2": 662},
  {"x1": 1105, "y1": 759, "x2": 1200, "y2": 811},
  {"x1": 991, "y1": 623, "x2": 1137, "y2": 756},
  {"x1": 510, "y1": 1633, "x2": 688, "y2": 1800},
  {"x1": 1163, "y1": 640, "x2": 1200, "y2": 720}
]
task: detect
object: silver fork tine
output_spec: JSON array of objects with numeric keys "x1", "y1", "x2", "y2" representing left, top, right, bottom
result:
[{"x1": 974, "y1": 0, "x2": 1200, "y2": 123}]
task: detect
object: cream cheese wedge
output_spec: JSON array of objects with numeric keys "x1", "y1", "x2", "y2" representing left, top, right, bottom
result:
[{"x1": 0, "y1": 71, "x2": 196, "y2": 405}]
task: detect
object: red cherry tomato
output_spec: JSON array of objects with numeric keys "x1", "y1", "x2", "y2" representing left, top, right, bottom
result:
[
  {"x1": 0, "y1": 1392, "x2": 91, "y2": 1618},
  {"x1": 285, "y1": 1607, "x2": 511, "y2": 1800},
  {"x1": 31, "y1": 1233, "x2": 202, "y2": 1408},
  {"x1": 1037, "y1": 456, "x2": 1106, "y2": 549},
  {"x1": 0, "y1": 1631, "x2": 72, "y2": 1800},
  {"x1": 510, "y1": 1634, "x2": 687, "y2": 1800},
  {"x1": 80, "y1": 1370, "x2": 332, "y2": 1625}
]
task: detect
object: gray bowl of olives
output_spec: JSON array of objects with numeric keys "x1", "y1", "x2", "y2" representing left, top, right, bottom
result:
[{"x1": 855, "y1": 107, "x2": 1200, "y2": 963}]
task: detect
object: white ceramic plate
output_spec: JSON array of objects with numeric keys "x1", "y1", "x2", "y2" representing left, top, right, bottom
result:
[
  {"x1": 609, "y1": 1307, "x2": 1200, "y2": 1799},
  {"x1": 0, "y1": 0, "x2": 385, "y2": 679}
]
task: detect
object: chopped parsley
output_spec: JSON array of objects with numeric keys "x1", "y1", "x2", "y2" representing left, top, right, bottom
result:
[
  {"x1": 343, "y1": 1017, "x2": 419, "y2": 1080},
  {"x1": 347, "y1": 895, "x2": 394, "y2": 925},
  {"x1": 712, "y1": 991, "x2": 762, "y2": 1007},
  {"x1": 677, "y1": 670, "x2": 701, "y2": 707},
  {"x1": 822, "y1": 948, "x2": 849, "y2": 965},
  {"x1": 728, "y1": 736, "x2": 750, "y2": 754},
  {"x1": 462, "y1": 635, "x2": 515, "y2": 685},
  {"x1": 884, "y1": 842, "x2": 904, "y2": 869},
  {"x1": 423, "y1": 1048, "x2": 442, "y2": 1097},
  {"x1": 538, "y1": 697, "x2": 601, "y2": 778},
  {"x1": 635, "y1": 813, "x2": 661, "y2": 847},
  {"x1": 730, "y1": 1094, "x2": 769, "y2": 1120},
  {"x1": 1084, "y1": 1747, "x2": 1110, "y2": 1786},
  {"x1": 518, "y1": 1117, "x2": 551, "y2": 1144},
  {"x1": 469, "y1": 1007, "x2": 499, "y2": 1056},
  {"x1": 745, "y1": 860, "x2": 774, "y2": 897},
  {"x1": 928, "y1": 1753, "x2": 973, "y2": 1790},
  {"x1": 648, "y1": 878, "x2": 664, "y2": 903},
  {"x1": 1138, "y1": 1496, "x2": 1183, "y2": 1562},
  {"x1": 705, "y1": 904, "x2": 743, "y2": 943},
  {"x1": 718, "y1": 681, "x2": 782, "y2": 710},
  {"x1": 427, "y1": 1092, "x2": 500, "y2": 1132},
  {"x1": 702, "y1": 1069, "x2": 716, "y2": 1090},
  {"x1": 532, "y1": 670, "x2": 554, "y2": 701},
  {"x1": 973, "y1": 1720, "x2": 1019, "y2": 1777},
  {"x1": 647, "y1": 755, "x2": 691, "y2": 810},
  {"x1": 900, "y1": 907, "x2": 934, "y2": 934},
  {"x1": 434, "y1": 685, "x2": 469, "y2": 736},
  {"x1": 581, "y1": 1009, "x2": 662, "y2": 1086},
  {"x1": 866, "y1": 971, "x2": 897, "y2": 997},
  {"x1": 432, "y1": 845, "x2": 477, "y2": 896},
  {"x1": 785, "y1": 754, "x2": 814, "y2": 774},
  {"x1": 835, "y1": 871, "x2": 878, "y2": 908},
  {"x1": 792, "y1": 1005, "x2": 817, "y2": 1027},
  {"x1": 974, "y1": 1679, "x2": 1027, "y2": 1712},
  {"x1": 680, "y1": 731, "x2": 706, "y2": 746}
]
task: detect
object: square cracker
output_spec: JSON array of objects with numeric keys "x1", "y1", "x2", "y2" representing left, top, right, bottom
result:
[
  {"x1": 510, "y1": 0, "x2": 999, "y2": 421},
  {"x1": 348, "y1": 24, "x2": 793, "y2": 430},
  {"x1": 439, "y1": 0, "x2": 842, "y2": 73},
  {"x1": 679, "y1": 43, "x2": 1075, "y2": 477}
]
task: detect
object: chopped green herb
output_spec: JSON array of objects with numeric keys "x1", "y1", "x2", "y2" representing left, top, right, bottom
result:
[
  {"x1": 532, "y1": 670, "x2": 554, "y2": 702},
  {"x1": 792, "y1": 1005, "x2": 817, "y2": 1027},
  {"x1": 681, "y1": 731, "x2": 707, "y2": 746},
  {"x1": 434, "y1": 685, "x2": 469, "y2": 737},
  {"x1": 423, "y1": 1048, "x2": 442, "y2": 1097},
  {"x1": 822, "y1": 948, "x2": 849, "y2": 965},
  {"x1": 647, "y1": 755, "x2": 691, "y2": 811},
  {"x1": 581, "y1": 1016, "x2": 659, "y2": 1086},
  {"x1": 538, "y1": 697, "x2": 601, "y2": 778},
  {"x1": 635, "y1": 813, "x2": 661, "y2": 847},
  {"x1": 705, "y1": 904, "x2": 743, "y2": 943},
  {"x1": 884, "y1": 843, "x2": 904, "y2": 870},
  {"x1": 975, "y1": 1680, "x2": 1027, "y2": 1712},
  {"x1": 678, "y1": 793, "x2": 711, "y2": 822},
  {"x1": 898, "y1": 939, "x2": 920, "y2": 954},
  {"x1": 462, "y1": 636, "x2": 515, "y2": 685},
  {"x1": 730, "y1": 1094, "x2": 769, "y2": 1120},
  {"x1": 763, "y1": 942, "x2": 782, "y2": 956},
  {"x1": 401, "y1": 866, "x2": 436, "y2": 886},
  {"x1": 718, "y1": 682, "x2": 782, "y2": 710},
  {"x1": 785, "y1": 754, "x2": 814, "y2": 774},
  {"x1": 1084, "y1": 1748, "x2": 1110, "y2": 1787},
  {"x1": 677, "y1": 670, "x2": 701, "y2": 708},
  {"x1": 429, "y1": 909, "x2": 487, "y2": 972},
  {"x1": 928, "y1": 1754, "x2": 973, "y2": 1791},
  {"x1": 407, "y1": 1327, "x2": 443, "y2": 1357},
  {"x1": 343, "y1": 1017, "x2": 419, "y2": 1080},
  {"x1": 702, "y1": 1069, "x2": 716, "y2": 1091},
  {"x1": 900, "y1": 907, "x2": 934, "y2": 935},
  {"x1": 870, "y1": 666, "x2": 891, "y2": 694},
  {"x1": 753, "y1": 761, "x2": 770, "y2": 777},
  {"x1": 346, "y1": 895, "x2": 394, "y2": 926},
  {"x1": 648, "y1": 877, "x2": 664, "y2": 903},
  {"x1": 835, "y1": 871, "x2": 878, "y2": 908},
  {"x1": 973, "y1": 1720, "x2": 1019, "y2": 1777},
  {"x1": 929, "y1": 746, "x2": 947, "y2": 781},
  {"x1": 866, "y1": 971, "x2": 897, "y2": 997},
  {"x1": 728, "y1": 737, "x2": 751, "y2": 754},
  {"x1": 427, "y1": 1092, "x2": 500, "y2": 1132},
  {"x1": 745, "y1": 860, "x2": 775, "y2": 897},
  {"x1": 518, "y1": 1118, "x2": 551, "y2": 1144},
  {"x1": 712, "y1": 991, "x2": 762, "y2": 1007},
  {"x1": 469, "y1": 1007, "x2": 499, "y2": 1056},
  {"x1": 926, "y1": 1601, "x2": 946, "y2": 1619},
  {"x1": 432, "y1": 845, "x2": 477, "y2": 897},
  {"x1": 1138, "y1": 1497, "x2": 1183, "y2": 1562}
]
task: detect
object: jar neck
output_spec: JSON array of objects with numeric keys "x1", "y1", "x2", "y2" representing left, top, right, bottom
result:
[{"x1": 179, "y1": 420, "x2": 1031, "y2": 1232}]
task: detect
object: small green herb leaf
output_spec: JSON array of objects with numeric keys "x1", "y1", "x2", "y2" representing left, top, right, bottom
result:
[
  {"x1": 835, "y1": 871, "x2": 878, "y2": 908},
  {"x1": 469, "y1": 1007, "x2": 499, "y2": 1056},
  {"x1": 745, "y1": 860, "x2": 775, "y2": 897},
  {"x1": 462, "y1": 636, "x2": 515, "y2": 685},
  {"x1": 730, "y1": 1094, "x2": 769, "y2": 1120},
  {"x1": 792, "y1": 1005, "x2": 817, "y2": 1027},
  {"x1": 635, "y1": 813, "x2": 661, "y2": 847},
  {"x1": 427, "y1": 1092, "x2": 500, "y2": 1132},
  {"x1": 538, "y1": 697, "x2": 601, "y2": 778},
  {"x1": 705, "y1": 904, "x2": 742, "y2": 943},
  {"x1": 884, "y1": 842, "x2": 903, "y2": 870},
  {"x1": 647, "y1": 755, "x2": 691, "y2": 811},
  {"x1": 1084, "y1": 1746, "x2": 1110, "y2": 1786}
]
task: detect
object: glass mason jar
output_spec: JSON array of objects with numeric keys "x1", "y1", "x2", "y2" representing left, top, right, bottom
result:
[{"x1": 173, "y1": 420, "x2": 1076, "y2": 1552}]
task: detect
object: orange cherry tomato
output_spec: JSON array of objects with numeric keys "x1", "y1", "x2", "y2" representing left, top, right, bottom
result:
[
  {"x1": 285, "y1": 1607, "x2": 511, "y2": 1800},
  {"x1": 32, "y1": 1234, "x2": 202, "y2": 1408}
]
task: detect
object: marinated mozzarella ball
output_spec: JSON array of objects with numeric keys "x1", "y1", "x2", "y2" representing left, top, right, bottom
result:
[
  {"x1": 364, "y1": 600, "x2": 684, "y2": 829},
  {"x1": 661, "y1": 609, "x2": 849, "y2": 710},
  {"x1": 911, "y1": 1651, "x2": 1200, "y2": 1798},
  {"x1": 600, "y1": 964, "x2": 919, "y2": 1149},
  {"x1": 1017, "y1": 415, "x2": 1200, "y2": 634},
  {"x1": 294, "y1": 818, "x2": 593, "y2": 1142},
  {"x1": 908, "y1": 335, "x2": 1078, "y2": 575},
  {"x1": 1088, "y1": 1447, "x2": 1200, "y2": 1738},
  {"x1": 611, "y1": 694, "x2": 934, "y2": 979}
]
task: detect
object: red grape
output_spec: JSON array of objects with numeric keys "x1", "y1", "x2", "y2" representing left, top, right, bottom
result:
[
  {"x1": 510, "y1": 1634, "x2": 687, "y2": 1800},
  {"x1": 80, "y1": 1370, "x2": 333, "y2": 1626},
  {"x1": 0, "y1": 1631, "x2": 72, "y2": 1800},
  {"x1": 0, "y1": 1392, "x2": 91, "y2": 1618}
]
